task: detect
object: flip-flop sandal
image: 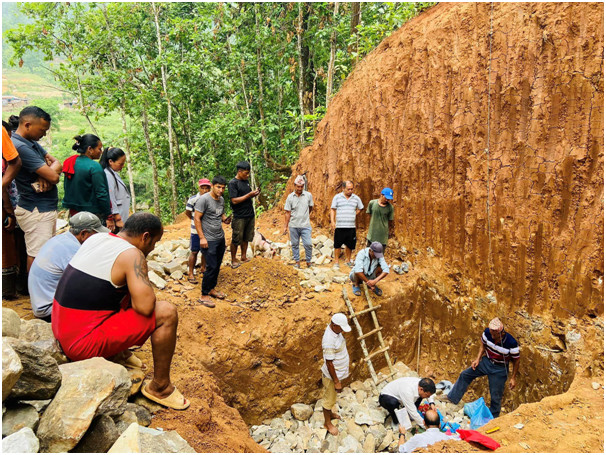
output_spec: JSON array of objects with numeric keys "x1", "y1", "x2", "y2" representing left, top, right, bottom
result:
[
  {"x1": 211, "y1": 291, "x2": 226, "y2": 300},
  {"x1": 231, "y1": 263, "x2": 241, "y2": 269},
  {"x1": 373, "y1": 286, "x2": 383, "y2": 296},
  {"x1": 352, "y1": 285, "x2": 362, "y2": 296},
  {"x1": 141, "y1": 379, "x2": 190, "y2": 410},
  {"x1": 123, "y1": 353, "x2": 144, "y2": 369},
  {"x1": 197, "y1": 297, "x2": 216, "y2": 308},
  {"x1": 187, "y1": 278, "x2": 199, "y2": 284}
]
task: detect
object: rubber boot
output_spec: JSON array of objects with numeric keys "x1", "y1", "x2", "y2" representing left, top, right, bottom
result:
[{"x1": 2, "y1": 267, "x2": 17, "y2": 300}]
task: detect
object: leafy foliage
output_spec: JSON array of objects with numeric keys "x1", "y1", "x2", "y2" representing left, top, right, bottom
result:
[{"x1": 5, "y1": 2, "x2": 434, "y2": 222}]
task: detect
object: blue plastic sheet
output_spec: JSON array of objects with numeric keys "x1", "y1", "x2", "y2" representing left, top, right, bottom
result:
[{"x1": 463, "y1": 397, "x2": 494, "y2": 429}]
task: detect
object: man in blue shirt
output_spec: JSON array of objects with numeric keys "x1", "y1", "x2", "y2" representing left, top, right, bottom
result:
[
  {"x1": 350, "y1": 241, "x2": 390, "y2": 296},
  {"x1": 11, "y1": 106, "x2": 62, "y2": 271},
  {"x1": 28, "y1": 212, "x2": 108, "y2": 322}
]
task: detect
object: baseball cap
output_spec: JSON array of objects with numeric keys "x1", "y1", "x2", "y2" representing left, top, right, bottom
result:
[
  {"x1": 198, "y1": 178, "x2": 212, "y2": 187},
  {"x1": 69, "y1": 212, "x2": 109, "y2": 233},
  {"x1": 331, "y1": 313, "x2": 351, "y2": 332},
  {"x1": 381, "y1": 188, "x2": 394, "y2": 200},
  {"x1": 369, "y1": 241, "x2": 384, "y2": 258}
]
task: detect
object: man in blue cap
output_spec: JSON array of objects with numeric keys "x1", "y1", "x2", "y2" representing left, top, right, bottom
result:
[{"x1": 366, "y1": 187, "x2": 395, "y2": 250}]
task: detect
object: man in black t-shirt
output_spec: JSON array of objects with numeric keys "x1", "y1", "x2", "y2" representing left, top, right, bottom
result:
[{"x1": 227, "y1": 161, "x2": 260, "y2": 268}]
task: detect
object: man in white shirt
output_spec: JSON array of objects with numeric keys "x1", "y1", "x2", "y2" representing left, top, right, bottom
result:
[
  {"x1": 321, "y1": 313, "x2": 351, "y2": 436},
  {"x1": 330, "y1": 181, "x2": 364, "y2": 269},
  {"x1": 398, "y1": 409, "x2": 459, "y2": 453},
  {"x1": 379, "y1": 377, "x2": 437, "y2": 428}
]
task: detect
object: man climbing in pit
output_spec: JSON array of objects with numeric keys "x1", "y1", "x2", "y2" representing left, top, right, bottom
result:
[
  {"x1": 446, "y1": 317, "x2": 520, "y2": 418},
  {"x1": 350, "y1": 241, "x2": 390, "y2": 296},
  {"x1": 321, "y1": 313, "x2": 351, "y2": 436}
]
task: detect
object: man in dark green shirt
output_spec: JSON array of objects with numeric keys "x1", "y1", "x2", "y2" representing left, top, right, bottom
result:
[{"x1": 366, "y1": 187, "x2": 395, "y2": 250}]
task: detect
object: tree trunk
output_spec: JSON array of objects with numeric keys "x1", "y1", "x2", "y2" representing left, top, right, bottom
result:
[
  {"x1": 300, "y1": 3, "x2": 315, "y2": 115},
  {"x1": 349, "y1": 2, "x2": 361, "y2": 56},
  {"x1": 119, "y1": 101, "x2": 137, "y2": 214},
  {"x1": 152, "y1": 3, "x2": 177, "y2": 220},
  {"x1": 141, "y1": 106, "x2": 161, "y2": 218},
  {"x1": 297, "y1": 3, "x2": 305, "y2": 145},
  {"x1": 254, "y1": 4, "x2": 291, "y2": 173},
  {"x1": 326, "y1": 2, "x2": 339, "y2": 102}
]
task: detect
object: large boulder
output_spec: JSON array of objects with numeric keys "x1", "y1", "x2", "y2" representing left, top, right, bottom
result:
[
  {"x1": 72, "y1": 415, "x2": 120, "y2": 453},
  {"x1": 2, "y1": 343, "x2": 22, "y2": 401},
  {"x1": 18, "y1": 319, "x2": 53, "y2": 343},
  {"x1": 2, "y1": 427, "x2": 39, "y2": 453},
  {"x1": 290, "y1": 403, "x2": 313, "y2": 421},
  {"x1": 2, "y1": 309, "x2": 20, "y2": 338},
  {"x1": 4, "y1": 337, "x2": 61, "y2": 400},
  {"x1": 37, "y1": 358, "x2": 131, "y2": 453},
  {"x1": 108, "y1": 423, "x2": 196, "y2": 453},
  {"x1": 2, "y1": 404, "x2": 39, "y2": 436},
  {"x1": 354, "y1": 408, "x2": 387, "y2": 426}
]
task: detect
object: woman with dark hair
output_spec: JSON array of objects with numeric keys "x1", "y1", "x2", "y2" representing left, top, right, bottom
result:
[
  {"x1": 62, "y1": 134, "x2": 112, "y2": 228},
  {"x1": 100, "y1": 147, "x2": 130, "y2": 231}
]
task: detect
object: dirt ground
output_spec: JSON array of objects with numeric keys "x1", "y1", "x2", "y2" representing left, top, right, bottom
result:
[{"x1": 5, "y1": 212, "x2": 603, "y2": 453}]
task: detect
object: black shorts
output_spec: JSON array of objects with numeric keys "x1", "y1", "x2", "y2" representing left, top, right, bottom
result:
[
  {"x1": 231, "y1": 217, "x2": 255, "y2": 245},
  {"x1": 334, "y1": 228, "x2": 357, "y2": 250}
]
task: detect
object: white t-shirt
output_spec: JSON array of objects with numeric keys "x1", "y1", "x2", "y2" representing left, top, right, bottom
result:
[
  {"x1": 399, "y1": 428, "x2": 459, "y2": 453},
  {"x1": 380, "y1": 377, "x2": 435, "y2": 426},
  {"x1": 321, "y1": 324, "x2": 349, "y2": 380}
]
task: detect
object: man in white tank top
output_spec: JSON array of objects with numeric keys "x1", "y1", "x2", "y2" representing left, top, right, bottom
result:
[{"x1": 53, "y1": 212, "x2": 189, "y2": 410}]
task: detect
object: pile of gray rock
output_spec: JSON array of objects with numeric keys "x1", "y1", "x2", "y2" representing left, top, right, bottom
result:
[
  {"x1": 1, "y1": 308, "x2": 194, "y2": 453},
  {"x1": 272, "y1": 234, "x2": 335, "y2": 266},
  {"x1": 146, "y1": 239, "x2": 192, "y2": 289},
  {"x1": 250, "y1": 362, "x2": 470, "y2": 453}
]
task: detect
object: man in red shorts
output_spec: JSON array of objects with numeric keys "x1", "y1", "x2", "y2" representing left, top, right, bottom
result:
[{"x1": 52, "y1": 212, "x2": 189, "y2": 410}]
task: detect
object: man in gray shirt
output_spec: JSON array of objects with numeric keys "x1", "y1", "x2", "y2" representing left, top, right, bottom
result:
[
  {"x1": 194, "y1": 176, "x2": 232, "y2": 308},
  {"x1": 283, "y1": 175, "x2": 314, "y2": 268}
]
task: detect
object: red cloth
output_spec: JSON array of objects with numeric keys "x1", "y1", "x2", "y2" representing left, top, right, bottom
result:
[
  {"x1": 456, "y1": 429, "x2": 501, "y2": 450},
  {"x1": 62, "y1": 155, "x2": 79, "y2": 179},
  {"x1": 52, "y1": 297, "x2": 156, "y2": 361}
]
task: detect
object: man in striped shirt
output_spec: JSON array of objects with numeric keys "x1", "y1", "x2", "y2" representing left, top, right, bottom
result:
[
  {"x1": 447, "y1": 317, "x2": 520, "y2": 417},
  {"x1": 330, "y1": 181, "x2": 364, "y2": 269}
]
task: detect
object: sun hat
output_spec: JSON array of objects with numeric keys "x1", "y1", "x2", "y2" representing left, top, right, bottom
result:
[{"x1": 331, "y1": 313, "x2": 351, "y2": 332}]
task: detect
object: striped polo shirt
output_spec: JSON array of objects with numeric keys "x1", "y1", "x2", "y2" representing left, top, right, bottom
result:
[
  {"x1": 331, "y1": 192, "x2": 364, "y2": 229},
  {"x1": 482, "y1": 328, "x2": 520, "y2": 364},
  {"x1": 186, "y1": 193, "x2": 203, "y2": 235}
]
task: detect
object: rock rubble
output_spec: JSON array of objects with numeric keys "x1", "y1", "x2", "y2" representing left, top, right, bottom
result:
[
  {"x1": 1, "y1": 308, "x2": 195, "y2": 453},
  {"x1": 250, "y1": 362, "x2": 471, "y2": 453}
]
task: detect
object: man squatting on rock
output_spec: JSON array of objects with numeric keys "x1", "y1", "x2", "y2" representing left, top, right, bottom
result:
[
  {"x1": 52, "y1": 212, "x2": 190, "y2": 410},
  {"x1": 321, "y1": 313, "x2": 351, "y2": 436}
]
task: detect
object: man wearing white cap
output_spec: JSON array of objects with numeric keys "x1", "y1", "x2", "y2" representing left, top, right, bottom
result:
[
  {"x1": 321, "y1": 313, "x2": 351, "y2": 436},
  {"x1": 447, "y1": 317, "x2": 520, "y2": 417},
  {"x1": 283, "y1": 175, "x2": 314, "y2": 268}
]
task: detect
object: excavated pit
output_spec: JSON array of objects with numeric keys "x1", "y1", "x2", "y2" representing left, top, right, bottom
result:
[{"x1": 157, "y1": 254, "x2": 581, "y2": 427}]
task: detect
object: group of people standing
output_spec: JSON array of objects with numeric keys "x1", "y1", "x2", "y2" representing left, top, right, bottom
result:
[{"x1": 2, "y1": 106, "x2": 131, "y2": 302}]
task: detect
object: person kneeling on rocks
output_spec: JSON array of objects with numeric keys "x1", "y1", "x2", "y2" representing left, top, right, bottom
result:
[
  {"x1": 350, "y1": 241, "x2": 390, "y2": 296},
  {"x1": 379, "y1": 377, "x2": 436, "y2": 429},
  {"x1": 321, "y1": 313, "x2": 351, "y2": 436},
  {"x1": 398, "y1": 409, "x2": 458, "y2": 453},
  {"x1": 52, "y1": 212, "x2": 189, "y2": 410}
]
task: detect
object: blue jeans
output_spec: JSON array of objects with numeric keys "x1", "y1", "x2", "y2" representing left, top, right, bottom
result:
[
  {"x1": 289, "y1": 227, "x2": 312, "y2": 263},
  {"x1": 447, "y1": 356, "x2": 508, "y2": 417}
]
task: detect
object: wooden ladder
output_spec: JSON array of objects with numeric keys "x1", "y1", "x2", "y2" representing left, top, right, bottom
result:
[{"x1": 342, "y1": 284, "x2": 396, "y2": 385}]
